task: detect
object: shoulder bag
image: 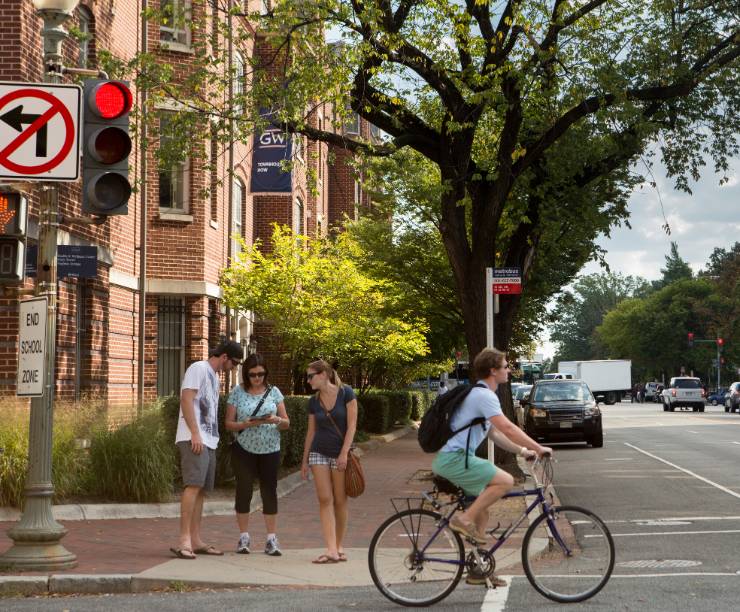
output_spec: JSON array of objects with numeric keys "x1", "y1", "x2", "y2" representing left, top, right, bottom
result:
[{"x1": 321, "y1": 387, "x2": 365, "y2": 498}]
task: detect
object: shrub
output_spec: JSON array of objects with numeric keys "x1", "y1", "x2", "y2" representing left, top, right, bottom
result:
[
  {"x1": 0, "y1": 406, "x2": 28, "y2": 508},
  {"x1": 88, "y1": 411, "x2": 175, "y2": 503},
  {"x1": 360, "y1": 393, "x2": 392, "y2": 433},
  {"x1": 280, "y1": 395, "x2": 310, "y2": 467}
]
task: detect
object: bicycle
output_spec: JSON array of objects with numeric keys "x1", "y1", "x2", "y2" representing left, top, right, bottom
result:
[{"x1": 367, "y1": 456, "x2": 615, "y2": 607}]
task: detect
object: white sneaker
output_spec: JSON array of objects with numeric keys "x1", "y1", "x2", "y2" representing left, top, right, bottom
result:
[
  {"x1": 237, "y1": 534, "x2": 250, "y2": 554},
  {"x1": 264, "y1": 535, "x2": 282, "y2": 556}
]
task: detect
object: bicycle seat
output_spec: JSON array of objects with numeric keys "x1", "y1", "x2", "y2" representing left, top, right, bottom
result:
[{"x1": 432, "y1": 474, "x2": 462, "y2": 495}]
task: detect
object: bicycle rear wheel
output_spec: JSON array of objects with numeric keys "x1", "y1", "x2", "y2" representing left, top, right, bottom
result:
[
  {"x1": 368, "y1": 508, "x2": 465, "y2": 607},
  {"x1": 522, "y1": 505, "x2": 615, "y2": 603}
]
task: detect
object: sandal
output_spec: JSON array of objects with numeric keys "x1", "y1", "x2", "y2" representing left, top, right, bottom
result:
[
  {"x1": 193, "y1": 544, "x2": 224, "y2": 556},
  {"x1": 170, "y1": 547, "x2": 196, "y2": 560},
  {"x1": 311, "y1": 554, "x2": 340, "y2": 564}
]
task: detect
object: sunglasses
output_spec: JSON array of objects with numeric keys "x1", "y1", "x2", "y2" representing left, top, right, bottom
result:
[
  {"x1": 248, "y1": 371, "x2": 266, "y2": 378},
  {"x1": 306, "y1": 372, "x2": 319, "y2": 380},
  {"x1": 230, "y1": 358, "x2": 242, "y2": 366}
]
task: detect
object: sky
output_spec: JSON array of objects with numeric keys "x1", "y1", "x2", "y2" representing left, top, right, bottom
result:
[{"x1": 537, "y1": 155, "x2": 740, "y2": 360}]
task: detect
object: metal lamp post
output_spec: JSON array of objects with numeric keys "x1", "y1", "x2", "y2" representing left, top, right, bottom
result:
[{"x1": 0, "y1": 0, "x2": 79, "y2": 570}]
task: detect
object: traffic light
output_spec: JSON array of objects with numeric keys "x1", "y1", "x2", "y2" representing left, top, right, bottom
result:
[
  {"x1": 0, "y1": 190, "x2": 28, "y2": 283},
  {"x1": 687, "y1": 332, "x2": 694, "y2": 347},
  {"x1": 82, "y1": 79, "x2": 133, "y2": 215},
  {"x1": 717, "y1": 337, "x2": 724, "y2": 347}
]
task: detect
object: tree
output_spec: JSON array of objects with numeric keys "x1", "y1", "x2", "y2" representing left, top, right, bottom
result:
[
  {"x1": 249, "y1": 0, "x2": 739, "y2": 364},
  {"x1": 652, "y1": 241, "x2": 693, "y2": 290},
  {"x1": 221, "y1": 225, "x2": 435, "y2": 390},
  {"x1": 551, "y1": 272, "x2": 648, "y2": 363}
]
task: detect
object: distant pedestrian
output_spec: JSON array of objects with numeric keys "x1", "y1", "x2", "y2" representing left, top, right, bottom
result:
[
  {"x1": 437, "y1": 380, "x2": 448, "y2": 397},
  {"x1": 225, "y1": 353, "x2": 290, "y2": 556},
  {"x1": 171, "y1": 340, "x2": 242, "y2": 560},
  {"x1": 631, "y1": 383, "x2": 638, "y2": 403},
  {"x1": 637, "y1": 383, "x2": 644, "y2": 403},
  {"x1": 301, "y1": 359, "x2": 358, "y2": 564}
]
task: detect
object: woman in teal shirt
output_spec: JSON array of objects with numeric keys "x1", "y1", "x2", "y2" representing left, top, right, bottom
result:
[{"x1": 225, "y1": 354, "x2": 289, "y2": 556}]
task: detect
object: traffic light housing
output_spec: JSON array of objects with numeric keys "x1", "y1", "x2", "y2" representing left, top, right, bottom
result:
[
  {"x1": 687, "y1": 332, "x2": 694, "y2": 347},
  {"x1": 0, "y1": 190, "x2": 28, "y2": 283},
  {"x1": 82, "y1": 79, "x2": 133, "y2": 215}
]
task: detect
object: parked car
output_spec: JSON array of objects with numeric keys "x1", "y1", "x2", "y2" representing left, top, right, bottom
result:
[
  {"x1": 513, "y1": 384, "x2": 533, "y2": 428},
  {"x1": 644, "y1": 382, "x2": 663, "y2": 402},
  {"x1": 725, "y1": 382, "x2": 740, "y2": 413},
  {"x1": 661, "y1": 377, "x2": 705, "y2": 412},
  {"x1": 707, "y1": 388, "x2": 728, "y2": 406},
  {"x1": 518, "y1": 380, "x2": 602, "y2": 447}
]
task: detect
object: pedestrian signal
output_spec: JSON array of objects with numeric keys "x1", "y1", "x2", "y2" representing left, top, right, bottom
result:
[
  {"x1": 0, "y1": 190, "x2": 28, "y2": 283},
  {"x1": 82, "y1": 80, "x2": 133, "y2": 216}
]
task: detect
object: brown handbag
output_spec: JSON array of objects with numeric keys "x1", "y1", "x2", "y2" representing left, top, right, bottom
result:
[{"x1": 321, "y1": 388, "x2": 365, "y2": 498}]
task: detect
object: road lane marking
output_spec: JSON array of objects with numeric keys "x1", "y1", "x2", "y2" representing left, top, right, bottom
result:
[
  {"x1": 604, "y1": 458, "x2": 633, "y2": 461},
  {"x1": 589, "y1": 529, "x2": 740, "y2": 537},
  {"x1": 602, "y1": 515, "x2": 740, "y2": 524},
  {"x1": 480, "y1": 577, "x2": 511, "y2": 612},
  {"x1": 687, "y1": 430, "x2": 699, "y2": 434},
  {"x1": 624, "y1": 442, "x2": 740, "y2": 500},
  {"x1": 732, "y1": 441, "x2": 740, "y2": 445}
]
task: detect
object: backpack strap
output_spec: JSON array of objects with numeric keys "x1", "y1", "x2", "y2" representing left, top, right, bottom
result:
[{"x1": 452, "y1": 382, "x2": 489, "y2": 469}]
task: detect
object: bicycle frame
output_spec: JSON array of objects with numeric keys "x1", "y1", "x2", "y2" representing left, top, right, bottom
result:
[{"x1": 417, "y1": 459, "x2": 572, "y2": 565}]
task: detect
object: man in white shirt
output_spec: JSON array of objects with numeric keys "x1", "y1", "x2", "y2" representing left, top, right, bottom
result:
[{"x1": 170, "y1": 340, "x2": 242, "y2": 559}]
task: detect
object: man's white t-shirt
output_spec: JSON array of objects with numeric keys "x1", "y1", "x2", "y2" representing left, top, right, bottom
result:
[
  {"x1": 440, "y1": 381, "x2": 503, "y2": 453},
  {"x1": 175, "y1": 360, "x2": 221, "y2": 450}
]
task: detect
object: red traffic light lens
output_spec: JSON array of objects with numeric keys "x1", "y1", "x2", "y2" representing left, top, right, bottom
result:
[
  {"x1": 94, "y1": 82, "x2": 132, "y2": 119},
  {"x1": 91, "y1": 127, "x2": 132, "y2": 164}
]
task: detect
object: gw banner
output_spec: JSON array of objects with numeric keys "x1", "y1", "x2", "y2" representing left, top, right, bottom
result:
[{"x1": 250, "y1": 109, "x2": 292, "y2": 193}]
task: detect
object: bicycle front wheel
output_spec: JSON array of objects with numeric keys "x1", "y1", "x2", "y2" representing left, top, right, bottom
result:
[
  {"x1": 368, "y1": 508, "x2": 465, "y2": 607},
  {"x1": 522, "y1": 505, "x2": 615, "y2": 603}
]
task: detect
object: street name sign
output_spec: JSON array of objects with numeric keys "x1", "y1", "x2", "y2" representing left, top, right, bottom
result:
[
  {"x1": 0, "y1": 82, "x2": 82, "y2": 181},
  {"x1": 17, "y1": 297, "x2": 47, "y2": 397},
  {"x1": 492, "y1": 267, "x2": 522, "y2": 294}
]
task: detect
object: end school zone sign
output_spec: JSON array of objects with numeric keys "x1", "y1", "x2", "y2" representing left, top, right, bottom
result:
[{"x1": 17, "y1": 297, "x2": 47, "y2": 397}]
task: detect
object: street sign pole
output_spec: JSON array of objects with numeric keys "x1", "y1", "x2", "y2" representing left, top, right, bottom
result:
[
  {"x1": 485, "y1": 267, "x2": 494, "y2": 349},
  {"x1": 0, "y1": 3, "x2": 77, "y2": 570}
]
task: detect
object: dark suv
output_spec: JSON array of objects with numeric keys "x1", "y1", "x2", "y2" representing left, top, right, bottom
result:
[{"x1": 519, "y1": 380, "x2": 603, "y2": 447}]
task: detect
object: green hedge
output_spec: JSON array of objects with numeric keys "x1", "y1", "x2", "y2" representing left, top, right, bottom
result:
[
  {"x1": 280, "y1": 395, "x2": 310, "y2": 467},
  {"x1": 88, "y1": 411, "x2": 176, "y2": 502}
]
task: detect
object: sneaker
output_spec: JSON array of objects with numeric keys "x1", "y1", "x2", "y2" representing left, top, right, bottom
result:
[
  {"x1": 237, "y1": 534, "x2": 250, "y2": 554},
  {"x1": 466, "y1": 572, "x2": 507, "y2": 587},
  {"x1": 264, "y1": 535, "x2": 282, "y2": 556},
  {"x1": 449, "y1": 516, "x2": 487, "y2": 544}
]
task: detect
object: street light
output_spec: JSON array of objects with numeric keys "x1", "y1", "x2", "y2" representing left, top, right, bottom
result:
[{"x1": 0, "y1": 0, "x2": 79, "y2": 571}]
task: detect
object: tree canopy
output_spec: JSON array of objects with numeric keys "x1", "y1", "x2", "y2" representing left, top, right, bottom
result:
[{"x1": 221, "y1": 225, "x2": 445, "y2": 390}]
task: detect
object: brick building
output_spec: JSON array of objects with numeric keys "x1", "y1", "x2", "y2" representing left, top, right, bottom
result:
[{"x1": 0, "y1": 0, "x2": 373, "y2": 415}]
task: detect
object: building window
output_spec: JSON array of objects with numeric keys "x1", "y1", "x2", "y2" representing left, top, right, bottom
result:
[
  {"x1": 260, "y1": 0, "x2": 271, "y2": 15},
  {"x1": 158, "y1": 114, "x2": 190, "y2": 212},
  {"x1": 77, "y1": 5, "x2": 93, "y2": 68},
  {"x1": 354, "y1": 180, "x2": 361, "y2": 219},
  {"x1": 74, "y1": 282, "x2": 87, "y2": 400},
  {"x1": 160, "y1": 0, "x2": 191, "y2": 47},
  {"x1": 293, "y1": 196, "x2": 304, "y2": 236},
  {"x1": 294, "y1": 134, "x2": 303, "y2": 162},
  {"x1": 345, "y1": 112, "x2": 360, "y2": 135},
  {"x1": 232, "y1": 178, "x2": 244, "y2": 259},
  {"x1": 233, "y1": 52, "x2": 245, "y2": 114},
  {"x1": 157, "y1": 297, "x2": 185, "y2": 397}
]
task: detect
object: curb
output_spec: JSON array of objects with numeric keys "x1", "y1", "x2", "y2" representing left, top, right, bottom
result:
[{"x1": 0, "y1": 430, "x2": 416, "y2": 523}]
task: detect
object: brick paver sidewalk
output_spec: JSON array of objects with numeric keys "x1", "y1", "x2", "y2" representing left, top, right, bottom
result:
[{"x1": 1, "y1": 432, "x2": 525, "y2": 577}]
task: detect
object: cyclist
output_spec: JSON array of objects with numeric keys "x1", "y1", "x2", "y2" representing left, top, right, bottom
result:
[{"x1": 433, "y1": 348, "x2": 552, "y2": 547}]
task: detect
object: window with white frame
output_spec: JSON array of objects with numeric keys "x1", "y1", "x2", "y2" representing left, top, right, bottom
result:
[
  {"x1": 294, "y1": 133, "x2": 303, "y2": 161},
  {"x1": 232, "y1": 178, "x2": 244, "y2": 258},
  {"x1": 77, "y1": 5, "x2": 92, "y2": 68},
  {"x1": 158, "y1": 114, "x2": 190, "y2": 212},
  {"x1": 160, "y1": 0, "x2": 191, "y2": 47},
  {"x1": 293, "y1": 196, "x2": 304, "y2": 236},
  {"x1": 354, "y1": 179, "x2": 361, "y2": 219},
  {"x1": 345, "y1": 112, "x2": 360, "y2": 135},
  {"x1": 233, "y1": 52, "x2": 245, "y2": 114},
  {"x1": 260, "y1": 0, "x2": 271, "y2": 15}
]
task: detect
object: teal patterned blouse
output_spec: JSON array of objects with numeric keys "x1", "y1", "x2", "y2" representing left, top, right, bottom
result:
[{"x1": 228, "y1": 384, "x2": 285, "y2": 454}]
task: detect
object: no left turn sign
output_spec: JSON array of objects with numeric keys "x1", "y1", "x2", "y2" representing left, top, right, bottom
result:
[{"x1": 0, "y1": 82, "x2": 81, "y2": 182}]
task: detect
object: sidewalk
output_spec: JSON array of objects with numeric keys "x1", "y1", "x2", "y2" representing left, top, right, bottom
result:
[{"x1": 0, "y1": 431, "x2": 530, "y2": 595}]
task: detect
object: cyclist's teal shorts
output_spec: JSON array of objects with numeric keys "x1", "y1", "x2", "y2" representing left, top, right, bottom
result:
[{"x1": 432, "y1": 450, "x2": 497, "y2": 497}]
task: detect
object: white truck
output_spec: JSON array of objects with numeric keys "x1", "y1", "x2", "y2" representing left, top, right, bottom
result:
[{"x1": 557, "y1": 359, "x2": 632, "y2": 405}]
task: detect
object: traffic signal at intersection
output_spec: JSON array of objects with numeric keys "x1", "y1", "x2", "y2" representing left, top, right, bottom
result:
[
  {"x1": 687, "y1": 332, "x2": 694, "y2": 347},
  {"x1": 82, "y1": 79, "x2": 133, "y2": 216}
]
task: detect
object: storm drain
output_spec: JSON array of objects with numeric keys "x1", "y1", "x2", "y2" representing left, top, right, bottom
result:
[{"x1": 618, "y1": 559, "x2": 702, "y2": 569}]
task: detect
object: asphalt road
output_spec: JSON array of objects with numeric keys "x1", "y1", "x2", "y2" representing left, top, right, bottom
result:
[{"x1": 4, "y1": 402, "x2": 740, "y2": 611}]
